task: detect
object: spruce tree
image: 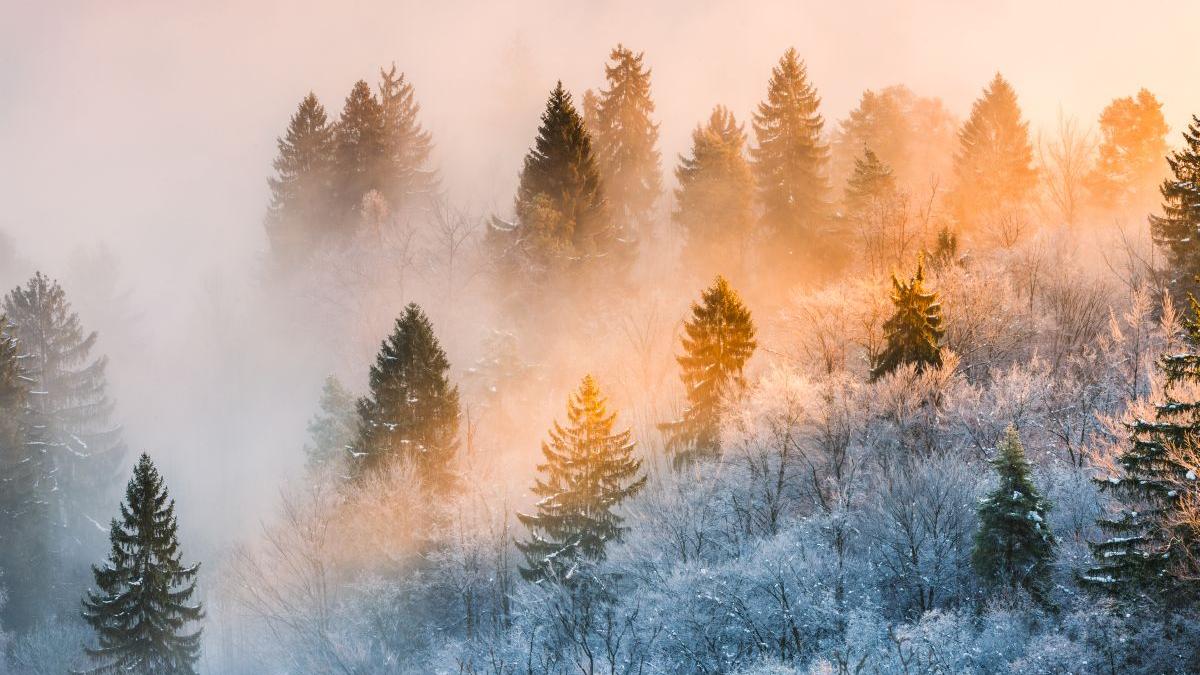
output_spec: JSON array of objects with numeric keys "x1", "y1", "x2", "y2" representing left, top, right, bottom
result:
[
  {"x1": 973, "y1": 426, "x2": 1055, "y2": 602},
  {"x1": 949, "y1": 73, "x2": 1037, "y2": 227},
  {"x1": 870, "y1": 258, "x2": 944, "y2": 381},
  {"x1": 378, "y1": 64, "x2": 437, "y2": 212},
  {"x1": 751, "y1": 47, "x2": 829, "y2": 261},
  {"x1": 333, "y1": 80, "x2": 389, "y2": 224},
  {"x1": 517, "y1": 375, "x2": 645, "y2": 583},
  {"x1": 1149, "y1": 115, "x2": 1200, "y2": 303},
  {"x1": 80, "y1": 453, "x2": 202, "y2": 675},
  {"x1": 674, "y1": 105, "x2": 755, "y2": 280},
  {"x1": 355, "y1": 303, "x2": 461, "y2": 489},
  {"x1": 304, "y1": 375, "x2": 358, "y2": 473},
  {"x1": 265, "y1": 92, "x2": 334, "y2": 269},
  {"x1": 593, "y1": 45, "x2": 662, "y2": 235},
  {"x1": 661, "y1": 276, "x2": 757, "y2": 467},
  {"x1": 1087, "y1": 89, "x2": 1169, "y2": 213},
  {"x1": 843, "y1": 147, "x2": 897, "y2": 217}
]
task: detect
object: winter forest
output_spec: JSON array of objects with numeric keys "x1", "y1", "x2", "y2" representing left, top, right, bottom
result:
[{"x1": 5, "y1": 3, "x2": 1200, "y2": 673}]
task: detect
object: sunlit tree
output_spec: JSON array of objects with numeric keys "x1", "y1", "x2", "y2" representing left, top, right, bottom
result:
[
  {"x1": 870, "y1": 257, "x2": 944, "y2": 381},
  {"x1": 1087, "y1": 89, "x2": 1169, "y2": 213}
]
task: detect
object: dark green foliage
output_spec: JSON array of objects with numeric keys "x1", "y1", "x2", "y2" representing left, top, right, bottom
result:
[
  {"x1": 843, "y1": 147, "x2": 897, "y2": 216},
  {"x1": 265, "y1": 92, "x2": 334, "y2": 267},
  {"x1": 674, "y1": 105, "x2": 755, "y2": 279},
  {"x1": 950, "y1": 73, "x2": 1036, "y2": 225},
  {"x1": 1085, "y1": 298, "x2": 1200, "y2": 594},
  {"x1": 378, "y1": 64, "x2": 437, "y2": 211},
  {"x1": 592, "y1": 45, "x2": 662, "y2": 234},
  {"x1": 333, "y1": 79, "x2": 390, "y2": 220},
  {"x1": 661, "y1": 276, "x2": 757, "y2": 466},
  {"x1": 81, "y1": 453, "x2": 202, "y2": 675},
  {"x1": 870, "y1": 258, "x2": 944, "y2": 381},
  {"x1": 928, "y1": 227, "x2": 959, "y2": 270},
  {"x1": 1149, "y1": 115, "x2": 1200, "y2": 303},
  {"x1": 304, "y1": 375, "x2": 358, "y2": 473},
  {"x1": 355, "y1": 303, "x2": 461, "y2": 489},
  {"x1": 973, "y1": 426, "x2": 1055, "y2": 602},
  {"x1": 751, "y1": 48, "x2": 829, "y2": 259},
  {"x1": 517, "y1": 375, "x2": 645, "y2": 583}
]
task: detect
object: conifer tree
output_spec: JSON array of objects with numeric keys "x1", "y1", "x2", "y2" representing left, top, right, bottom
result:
[
  {"x1": 1149, "y1": 115, "x2": 1200, "y2": 303},
  {"x1": 333, "y1": 80, "x2": 389, "y2": 223},
  {"x1": 661, "y1": 276, "x2": 757, "y2": 467},
  {"x1": 264, "y1": 92, "x2": 334, "y2": 268},
  {"x1": 80, "y1": 453, "x2": 202, "y2": 675},
  {"x1": 593, "y1": 45, "x2": 662, "y2": 235},
  {"x1": 378, "y1": 64, "x2": 437, "y2": 212},
  {"x1": 973, "y1": 426, "x2": 1055, "y2": 602},
  {"x1": 674, "y1": 105, "x2": 755, "y2": 280},
  {"x1": 355, "y1": 303, "x2": 461, "y2": 489},
  {"x1": 870, "y1": 258, "x2": 944, "y2": 381},
  {"x1": 517, "y1": 375, "x2": 645, "y2": 583},
  {"x1": 304, "y1": 375, "x2": 358, "y2": 473},
  {"x1": 949, "y1": 73, "x2": 1037, "y2": 227},
  {"x1": 843, "y1": 147, "x2": 897, "y2": 217},
  {"x1": 1087, "y1": 89, "x2": 1169, "y2": 213},
  {"x1": 751, "y1": 48, "x2": 829, "y2": 261}
]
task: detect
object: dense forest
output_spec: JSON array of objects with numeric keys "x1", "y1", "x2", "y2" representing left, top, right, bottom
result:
[{"x1": 6, "y1": 14, "x2": 1200, "y2": 674}]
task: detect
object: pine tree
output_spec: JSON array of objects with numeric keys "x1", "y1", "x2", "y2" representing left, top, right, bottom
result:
[
  {"x1": 870, "y1": 258, "x2": 944, "y2": 381},
  {"x1": 949, "y1": 73, "x2": 1037, "y2": 227},
  {"x1": 333, "y1": 80, "x2": 389, "y2": 225},
  {"x1": 265, "y1": 92, "x2": 334, "y2": 268},
  {"x1": 303, "y1": 375, "x2": 358, "y2": 473},
  {"x1": 1085, "y1": 298, "x2": 1200, "y2": 594},
  {"x1": 674, "y1": 105, "x2": 755, "y2": 280},
  {"x1": 355, "y1": 303, "x2": 461, "y2": 489},
  {"x1": 751, "y1": 48, "x2": 829, "y2": 261},
  {"x1": 973, "y1": 426, "x2": 1055, "y2": 602},
  {"x1": 517, "y1": 375, "x2": 645, "y2": 583},
  {"x1": 1149, "y1": 115, "x2": 1200, "y2": 303},
  {"x1": 378, "y1": 64, "x2": 437, "y2": 213},
  {"x1": 661, "y1": 276, "x2": 757, "y2": 467},
  {"x1": 593, "y1": 45, "x2": 662, "y2": 235},
  {"x1": 80, "y1": 453, "x2": 202, "y2": 675},
  {"x1": 1087, "y1": 89, "x2": 1169, "y2": 213},
  {"x1": 843, "y1": 147, "x2": 897, "y2": 217}
]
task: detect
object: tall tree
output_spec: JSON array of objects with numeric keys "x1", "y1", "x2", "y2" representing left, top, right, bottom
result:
[
  {"x1": 304, "y1": 375, "x2": 358, "y2": 474},
  {"x1": 661, "y1": 276, "x2": 757, "y2": 467},
  {"x1": 870, "y1": 257, "x2": 944, "y2": 381},
  {"x1": 378, "y1": 64, "x2": 437, "y2": 213},
  {"x1": 1087, "y1": 89, "x2": 1169, "y2": 213},
  {"x1": 674, "y1": 105, "x2": 755, "y2": 280},
  {"x1": 1149, "y1": 115, "x2": 1200, "y2": 303},
  {"x1": 843, "y1": 147, "x2": 898, "y2": 217},
  {"x1": 517, "y1": 375, "x2": 645, "y2": 583},
  {"x1": 973, "y1": 426, "x2": 1055, "y2": 602},
  {"x1": 949, "y1": 73, "x2": 1037, "y2": 227},
  {"x1": 592, "y1": 45, "x2": 662, "y2": 236},
  {"x1": 355, "y1": 303, "x2": 461, "y2": 489},
  {"x1": 80, "y1": 453, "x2": 202, "y2": 675},
  {"x1": 333, "y1": 80, "x2": 389, "y2": 224},
  {"x1": 751, "y1": 47, "x2": 829, "y2": 262},
  {"x1": 264, "y1": 92, "x2": 334, "y2": 268}
]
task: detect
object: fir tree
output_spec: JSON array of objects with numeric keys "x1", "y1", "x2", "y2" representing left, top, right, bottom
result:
[
  {"x1": 661, "y1": 276, "x2": 757, "y2": 467},
  {"x1": 1087, "y1": 89, "x2": 1169, "y2": 213},
  {"x1": 751, "y1": 48, "x2": 829, "y2": 261},
  {"x1": 674, "y1": 105, "x2": 755, "y2": 280},
  {"x1": 333, "y1": 80, "x2": 389, "y2": 224},
  {"x1": 264, "y1": 92, "x2": 334, "y2": 268},
  {"x1": 80, "y1": 453, "x2": 202, "y2": 675},
  {"x1": 355, "y1": 303, "x2": 461, "y2": 489},
  {"x1": 949, "y1": 73, "x2": 1037, "y2": 227},
  {"x1": 516, "y1": 375, "x2": 645, "y2": 583},
  {"x1": 843, "y1": 147, "x2": 897, "y2": 217},
  {"x1": 1149, "y1": 115, "x2": 1200, "y2": 303},
  {"x1": 304, "y1": 375, "x2": 358, "y2": 473},
  {"x1": 378, "y1": 64, "x2": 437, "y2": 212},
  {"x1": 972, "y1": 426, "x2": 1055, "y2": 602},
  {"x1": 870, "y1": 258, "x2": 944, "y2": 381},
  {"x1": 593, "y1": 45, "x2": 662, "y2": 235}
]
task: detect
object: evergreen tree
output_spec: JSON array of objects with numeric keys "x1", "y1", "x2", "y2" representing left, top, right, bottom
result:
[
  {"x1": 870, "y1": 257, "x2": 944, "y2": 381},
  {"x1": 1085, "y1": 298, "x2": 1200, "y2": 594},
  {"x1": 751, "y1": 48, "x2": 829, "y2": 261},
  {"x1": 1087, "y1": 89, "x2": 1169, "y2": 213},
  {"x1": 80, "y1": 453, "x2": 202, "y2": 675},
  {"x1": 661, "y1": 276, "x2": 757, "y2": 467},
  {"x1": 378, "y1": 64, "x2": 437, "y2": 212},
  {"x1": 264, "y1": 92, "x2": 334, "y2": 268},
  {"x1": 973, "y1": 426, "x2": 1055, "y2": 602},
  {"x1": 843, "y1": 147, "x2": 897, "y2": 217},
  {"x1": 333, "y1": 80, "x2": 389, "y2": 224},
  {"x1": 949, "y1": 73, "x2": 1037, "y2": 227},
  {"x1": 1149, "y1": 115, "x2": 1200, "y2": 303},
  {"x1": 517, "y1": 375, "x2": 645, "y2": 583},
  {"x1": 303, "y1": 375, "x2": 358, "y2": 473},
  {"x1": 593, "y1": 45, "x2": 662, "y2": 235},
  {"x1": 355, "y1": 303, "x2": 461, "y2": 489},
  {"x1": 674, "y1": 105, "x2": 755, "y2": 280}
]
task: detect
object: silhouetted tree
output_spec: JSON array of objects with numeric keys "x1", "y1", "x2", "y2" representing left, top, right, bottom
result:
[
  {"x1": 378, "y1": 64, "x2": 437, "y2": 212},
  {"x1": 333, "y1": 80, "x2": 389, "y2": 223},
  {"x1": 1150, "y1": 115, "x2": 1200, "y2": 303},
  {"x1": 265, "y1": 92, "x2": 334, "y2": 268},
  {"x1": 870, "y1": 258, "x2": 944, "y2": 380}
]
